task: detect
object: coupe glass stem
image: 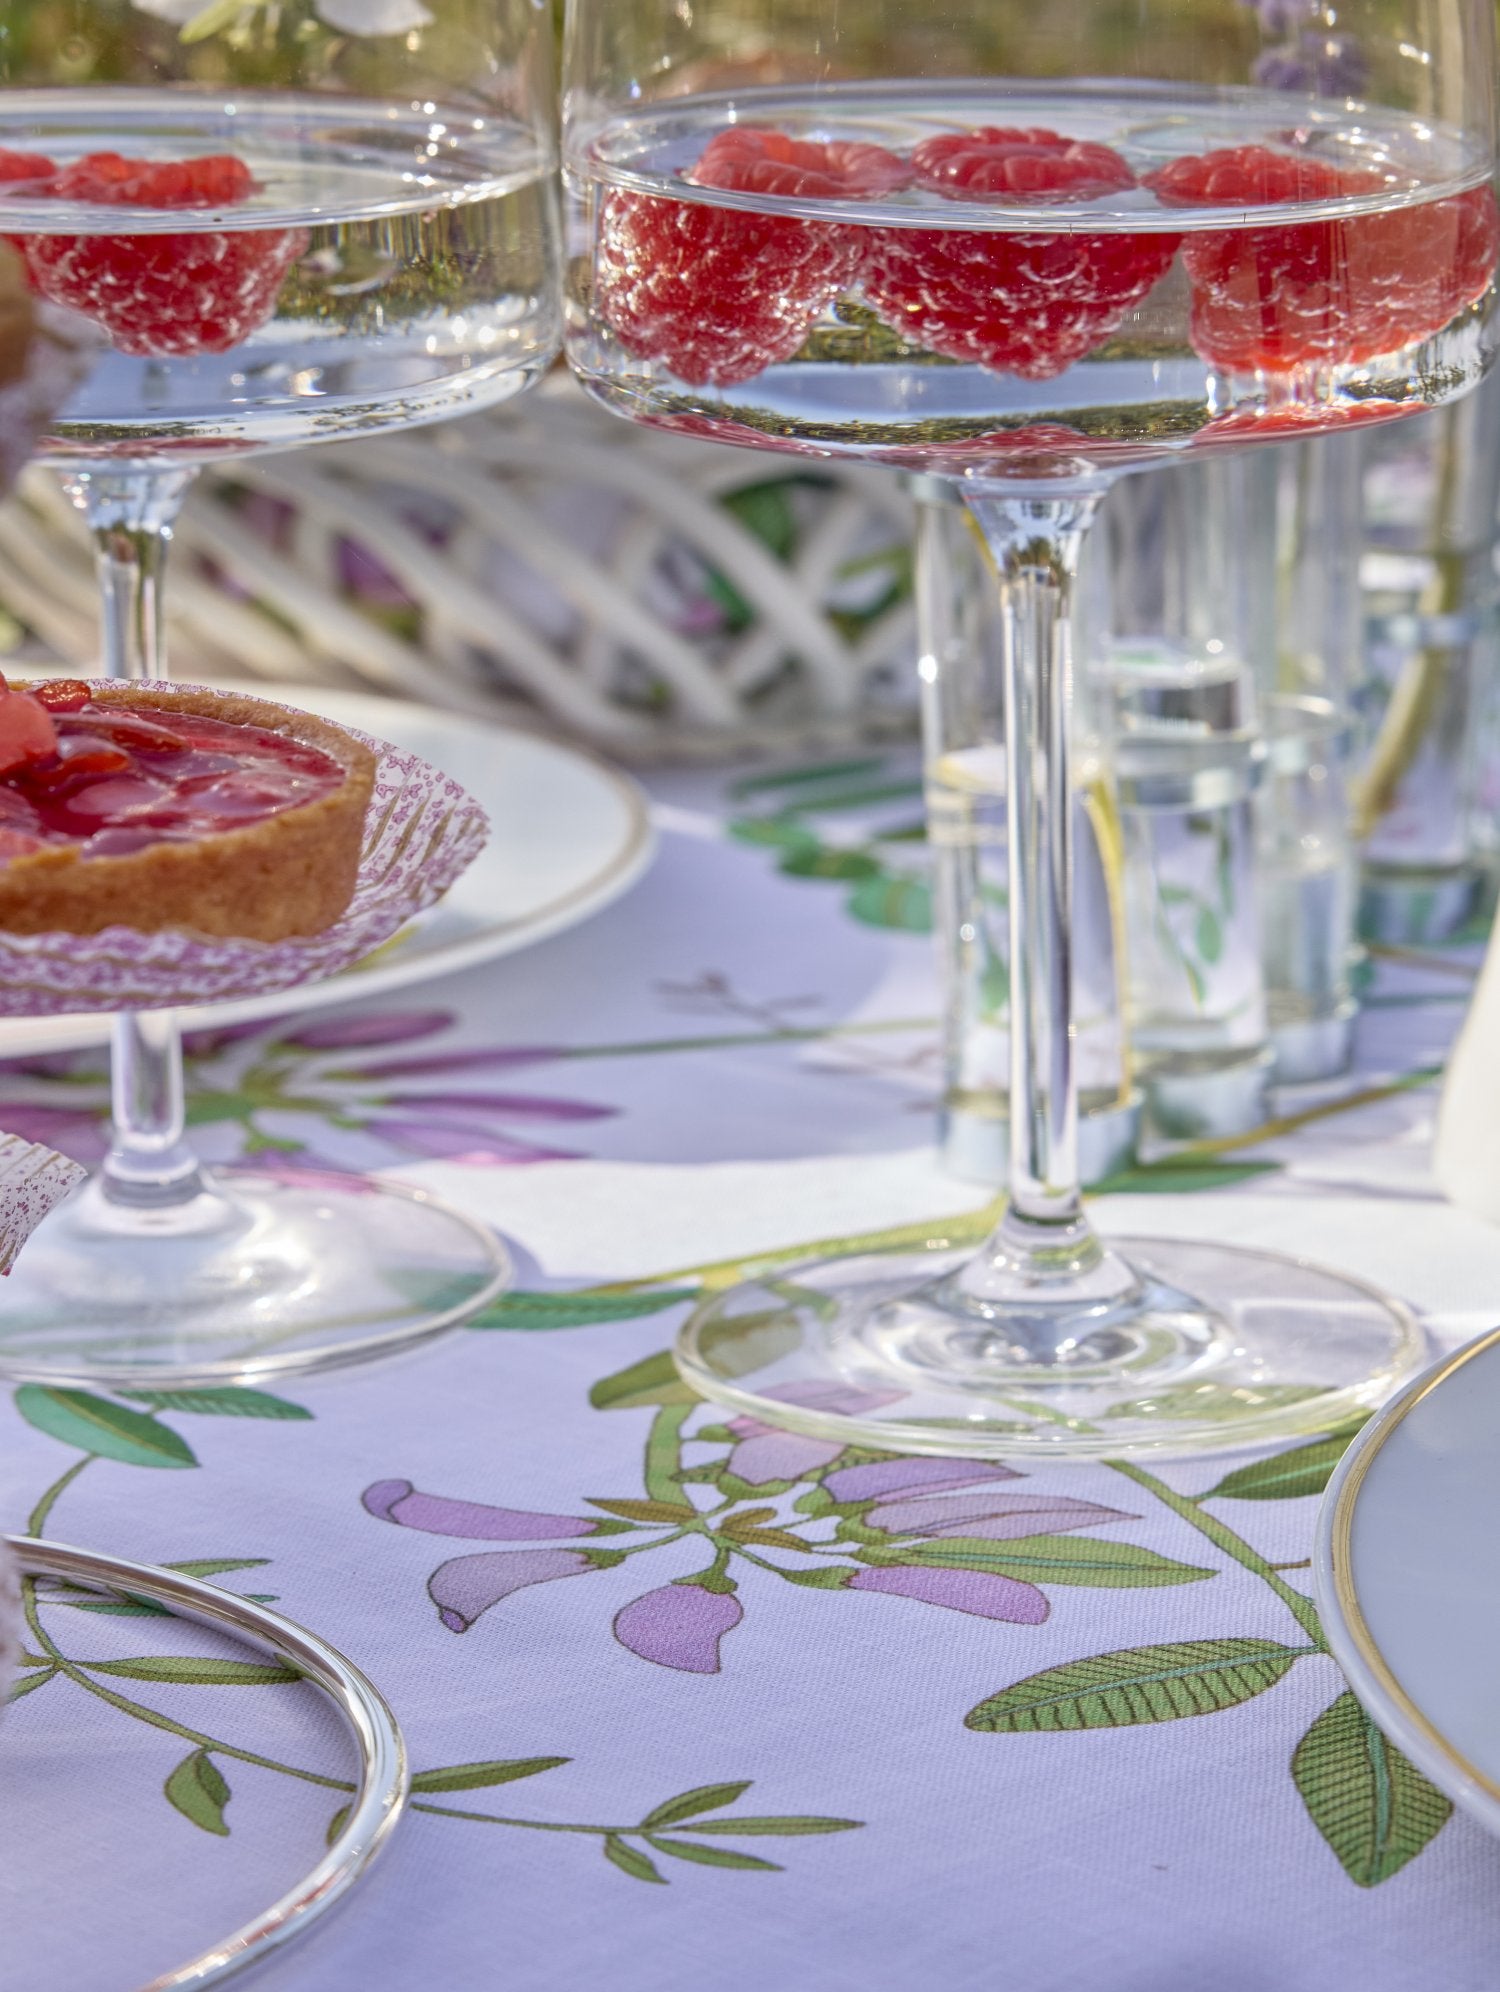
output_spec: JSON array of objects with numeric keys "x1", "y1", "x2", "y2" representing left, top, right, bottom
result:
[
  {"x1": 62, "y1": 465, "x2": 206, "y2": 1210},
  {"x1": 932, "y1": 485, "x2": 1141, "y2": 1354}
]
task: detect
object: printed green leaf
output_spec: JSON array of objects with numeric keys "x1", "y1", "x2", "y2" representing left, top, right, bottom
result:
[
  {"x1": 696, "y1": 1309, "x2": 801, "y2": 1382},
  {"x1": 888, "y1": 1534, "x2": 1214, "y2": 1588},
  {"x1": 1292, "y1": 1691, "x2": 1452, "y2": 1886},
  {"x1": 411, "y1": 1757, "x2": 568, "y2": 1794},
  {"x1": 58, "y1": 1597, "x2": 171, "y2": 1618},
  {"x1": 7, "y1": 1666, "x2": 56, "y2": 1700},
  {"x1": 587, "y1": 1497, "x2": 697, "y2": 1523},
  {"x1": 779, "y1": 1565, "x2": 855, "y2": 1589},
  {"x1": 1201, "y1": 1422, "x2": 1368, "y2": 1502},
  {"x1": 164, "y1": 1559, "x2": 272, "y2": 1579},
  {"x1": 476, "y1": 1288, "x2": 698, "y2": 1334},
  {"x1": 1092, "y1": 1158, "x2": 1280, "y2": 1195},
  {"x1": 164, "y1": 1749, "x2": 231, "y2": 1837},
  {"x1": 727, "y1": 819, "x2": 821, "y2": 859},
  {"x1": 730, "y1": 757, "x2": 884, "y2": 799},
  {"x1": 1104, "y1": 1383, "x2": 1326, "y2": 1423},
  {"x1": 645, "y1": 1836, "x2": 781, "y2": 1871},
  {"x1": 640, "y1": 1781, "x2": 751, "y2": 1828},
  {"x1": 846, "y1": 871, "x2": 932, "y2": 933},
  {"x1": 1195, "y1": 906, "x2": 1224, "y2": 965},
  {"x1": 966, "y1": 1638, "x2": 1305, "y2": 1733},
  {"x1": 82, "y1": 1656, "x2": 299, "y2": 1685},
  {"x1": 682, "y1": 1816, "x2": 862, "y2": 1837},
  {"x1": 120, "y1": 1387, "x2": 312, "y2": 1421},
  {"x1": 14, "y1": 1386, "x2": 198, "y2": 1470},
  {"x1": 779, "y1": 847, "x2": 880, "y2": 882},
  {"x1": 604, "y1": 1835, "x2": 666, "y2": 1883},
  {"x1": 589, "y1": 1349, "x2": 698, "y2": 1412},
  {"x1": 326, "y1": 1805, "x2": 351, "y2": 1847}
]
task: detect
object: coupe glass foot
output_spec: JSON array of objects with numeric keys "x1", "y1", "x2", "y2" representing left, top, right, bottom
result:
[
  {"x1": 676, "y1": 1236, "x2": 1422, "y2": 1459},
  {"x1": 0, "y1": 1165, "x2": 509, "y2": 1387}
]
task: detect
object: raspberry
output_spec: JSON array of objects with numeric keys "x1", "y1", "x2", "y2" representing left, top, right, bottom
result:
[
  {"x1": 594, "y1": 126, "x2": 907, "y2": 387},
  {"x1": 1192, "y1": 398, "x2": 1420, "y2": 446},
  {"x1": 863, "y1": 128, "x2": 1178, "y2": 379},
  {"x1": 50, "y1": 152, "x2": 257, "y2": 208},
  {"x1": 911, "y1": 127, "x2": 1135, "y2": 203},
  {"x1": 0, "y1": 148, "x2": 56, "y2": 187},
  {"x1": 1148, "y1": 144, "x2": 1500, "y2": 370},
  {"x1": 10, "y1": 151, "x2": 305, "y2": 357},
  {"x1": 22, "y1": 226, "x2": 306, "y2": 356}
]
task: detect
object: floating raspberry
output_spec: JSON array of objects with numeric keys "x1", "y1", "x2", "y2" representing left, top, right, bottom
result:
[
  {"x1": 1148, "y1": 143, "x2": 1500, "y2": 370},
  {"x1": 0, "y1": 149, "x2": 56, "y2": 187},
  {"x1": 863, "y1": 128, "x2": 1177, "y2": 379},
  {"x1": 693, "y1": 127, "x2": 911, "y2": 200},
  {"x1": 23, "y1": 225, "x2": 306, "y2": 356},
  {"x1": 1192, "y1": 397, "x2": 1420, "y2": 446},
  {"x1": 51, "y1": 152, "x2": 257, "y2": 208},
  {"x1": 911, "y1": 127, "x2": 1135, "y2": 203},
  {"x1": 594, "y1": 127, "x2": 906, "y2": 387},
  {"x1": 10, "y1": 151, "x2": 305, "y2": 357}
]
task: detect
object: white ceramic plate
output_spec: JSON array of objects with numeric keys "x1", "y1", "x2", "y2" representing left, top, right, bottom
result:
[
  {"x1": 1315, "y1": 1326, "x2": 1500, "y2": 1839},
  {"x1": 0, "y1": 686, "x2": 655, "y2": 1056}
]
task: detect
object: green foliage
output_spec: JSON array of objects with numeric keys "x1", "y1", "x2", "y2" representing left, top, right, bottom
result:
[
  {"x1": 1292, "y1": 1692, "x2": 1452, "y2": 1886},
  {"x1": 164, "y1": 1750, "x2": 232, "y2": 1837},
  {"x1": 967, "y1": 1638, "x2": 1306, "y2": 1732}
]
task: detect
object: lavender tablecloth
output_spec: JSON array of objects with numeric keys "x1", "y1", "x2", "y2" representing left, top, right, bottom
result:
[{"x1": 3, "y1": 747, "x2": 1499, "y2": 1992}]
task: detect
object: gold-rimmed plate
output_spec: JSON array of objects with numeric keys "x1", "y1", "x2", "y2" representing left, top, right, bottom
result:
[{"x1": 1315, "y1": 1326, "x2": 1500, "y2": 1836}]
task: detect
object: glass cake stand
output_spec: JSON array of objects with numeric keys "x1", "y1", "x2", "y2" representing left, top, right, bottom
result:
[{"x1": 0, "y1": 692, "x2": 510, "y2": 1388}]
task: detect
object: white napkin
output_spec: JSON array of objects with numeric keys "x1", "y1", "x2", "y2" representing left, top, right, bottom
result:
[{"x1": 1434, "y1": 920, "x2": 1500, "y2": 1221}]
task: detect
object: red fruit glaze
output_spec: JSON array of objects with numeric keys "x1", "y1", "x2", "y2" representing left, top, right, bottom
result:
[
  {"x1": 1147, "y1": 143, "x2": 1500, "y2": 370},
  {"x1": 0, "y1": 691, "x2": 344, "y2": 862},
  {"x1": 9, "y1": 150, "x2": 306, "y2": 358},
  {"x1": 863, "y1": 127, "x2": 1177, "y2": 380},
  {"x1": 594, "y1": 126, "x2": 907, "y2": 387},
  {"x1": 911, "y1": 127, "x2": 1136, "y2": 203}
]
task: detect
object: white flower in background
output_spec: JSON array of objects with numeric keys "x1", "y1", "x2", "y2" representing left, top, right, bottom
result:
[{"x1": 133, "y1": 0, "x2": 434, "y2": 35}]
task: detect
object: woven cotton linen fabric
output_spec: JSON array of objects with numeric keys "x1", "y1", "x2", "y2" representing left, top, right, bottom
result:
[{"x1": 2, "y1": 748, "x2": 1499, "y2": 1992}]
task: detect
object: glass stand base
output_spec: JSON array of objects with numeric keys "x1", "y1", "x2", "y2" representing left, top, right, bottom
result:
[
  {"x1": 0, "y1": 1166, "x2": 510, "y2": 1388},
  {"x1": 676, "y1": 1236, "x2": 1423, "y2": 1459}
]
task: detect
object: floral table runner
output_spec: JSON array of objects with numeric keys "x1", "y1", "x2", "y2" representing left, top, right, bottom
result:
[{"x1": 3, "y1": 751, "x2": 1499, "y2": 1992}]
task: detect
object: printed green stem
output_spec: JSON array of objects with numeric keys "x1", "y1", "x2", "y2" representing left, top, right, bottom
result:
[
  {"x1": 1107, "y1": 1459, "x2": 1324, "y2": 1646},
  {"x1": 412, "y1": 1802, "x2": 642, "y2": 1836},
  {"x1": 644, "y1": 1403, "x2": 693, "y2": 1506},
  {"x1": 26, "y1": 1456, "x2": 94, "y2": 1538}
]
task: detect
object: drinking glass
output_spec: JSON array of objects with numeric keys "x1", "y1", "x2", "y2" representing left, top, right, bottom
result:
[
  {"x1": 0, "y1": 0, "x2": 561, "y2": 1384},
  {"x1": 564, "y1": 0, "x2": 1495, "y2": 1454}
]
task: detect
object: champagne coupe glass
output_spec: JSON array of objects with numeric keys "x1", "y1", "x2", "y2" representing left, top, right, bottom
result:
[
  {"x1": 0, "y1": 0, "x2": 561, "y2": 1386},
  {"x1": 564, "y1": 0, "x2": 1496, "y2": 1455}
]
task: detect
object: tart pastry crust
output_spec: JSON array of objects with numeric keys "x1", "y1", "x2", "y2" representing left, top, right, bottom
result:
[{"x1": 0, "y1": 684, "x2": 376, "y2": 941}]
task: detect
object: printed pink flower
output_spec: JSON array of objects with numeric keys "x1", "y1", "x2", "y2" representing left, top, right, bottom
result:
[
  {"x1": 864, "y1": 1490, "x2": 1133, "y2": 1541},
  {"x1": 428, "y1": 1547, "x2": 599, "y2": 1633},
  {"x1": 363, "y1": 1478, "x2": 603, "y2": 1541},
  {"x1": 848, "y1": 1563, "x2": 1048, "y2": 1624},
  {"x1": 821, "y1": 1458, "x2": 1022, "y2": 1503},
  {"x1": 724, "y1": 1380, "x2": 905, "y2": 1485},
  {"x1": 614, "y1": 1583, "x2": 744, "y2": 1673}
]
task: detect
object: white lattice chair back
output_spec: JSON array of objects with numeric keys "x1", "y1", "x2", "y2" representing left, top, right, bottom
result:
[{"x1": 0, "y1": 371, "x2": 918, "y2": 759}]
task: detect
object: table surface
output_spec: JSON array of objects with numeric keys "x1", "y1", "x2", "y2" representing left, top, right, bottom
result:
[{"x1": 3, "y1": 746, "x2": 1500, "y2": 1992}]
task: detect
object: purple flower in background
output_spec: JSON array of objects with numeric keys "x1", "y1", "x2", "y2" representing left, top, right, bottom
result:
[
  {"x1": 847, "y1": 1564, "x2": 1048, "y2": 1626},
  {"x1": 0, "y1": 1105, "x2": 109, "y2": 1167},
  {"x1": 614, "y1": 1583, "x2": 744, "y2": 1673},
  {"x1": 864, "y1": 1490, "x2": 1134, "y2": 1542},
  {"x1": 1253, "y1": 31, "x2": 1366, "y2": 95},
  {"x1": 428, "y1": 1547, "x2": 599, "y2": 1633},
  {"x1": 363, "y1": 1478, "x2": 604, "y2": 1541},
  {"x1": 281, "y1": 1011, "x2": 454, "y2": 1052},
  {"x1": 723, "y1": 1380, "x2": 905, "y2": 1485}
]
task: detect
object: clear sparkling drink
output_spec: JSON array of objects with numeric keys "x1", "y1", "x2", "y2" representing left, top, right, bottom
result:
[
  {"x1": 0, "y1": 91, "x2": 561, "y2": 461},
  {"x1": 565, "y1": 82, "x2": 1498, "y2": 479}
]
